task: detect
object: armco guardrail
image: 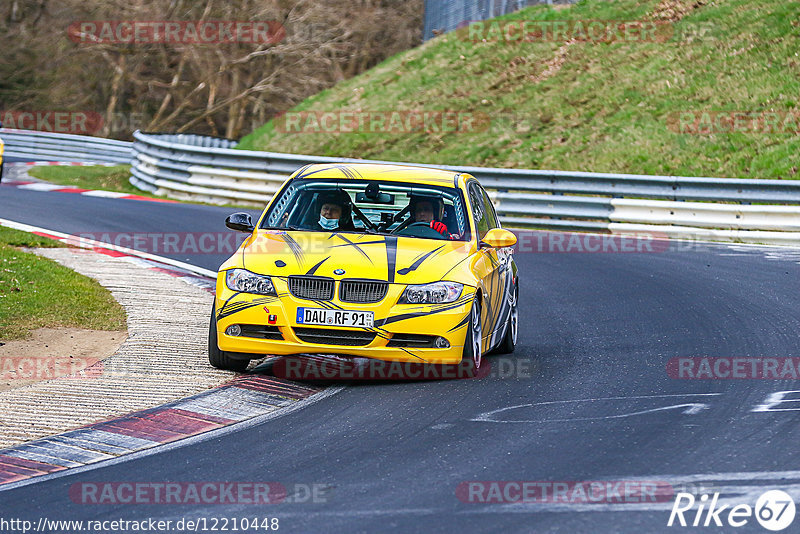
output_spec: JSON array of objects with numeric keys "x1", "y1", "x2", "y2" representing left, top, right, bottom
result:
[
  {"x1": 2, "y1": 129, "x2": 797, "y2": 245},
  {"x1": 130, "y1": 131, "x2": 800, "y2": 245},
  {"x1": 0, "y1": 129, "x2": 132, "y2": 164}
]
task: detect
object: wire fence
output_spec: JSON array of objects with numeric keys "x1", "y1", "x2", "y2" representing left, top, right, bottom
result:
[{"x1": 423, "y1": 0, "x2": 576, "y2": 40}]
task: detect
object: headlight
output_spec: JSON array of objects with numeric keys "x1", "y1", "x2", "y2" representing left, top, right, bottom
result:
[
  {"x1": 225, "y1": 269, "x2": 276, "y2": 295},
  {"x1": 399, "y1": 282, "x2": 463, "y2": 304}
]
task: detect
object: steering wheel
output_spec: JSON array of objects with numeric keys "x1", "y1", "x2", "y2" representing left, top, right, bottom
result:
[{"x1": 392, "y1": 221, "x2": 444, "y2": 239}]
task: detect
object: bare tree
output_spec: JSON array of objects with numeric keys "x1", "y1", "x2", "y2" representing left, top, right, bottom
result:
[{"x1": 0, "y1": 0, "x2": 423, "y2": 139}]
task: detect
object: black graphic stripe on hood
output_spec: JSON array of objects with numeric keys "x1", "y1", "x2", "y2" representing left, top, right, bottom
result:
[
  {"x1": 334, "y1": 239, "x2": 386, "y2": 246},
  {"x1": 441, "y1": 254, "x2": 472, "y2": 280},
  {"x1": 306, "y1": 257, "x2": 330, "y2": 275},
  {"x1": 281, "y1": 233, "x2": 305, "y2": 267},
  {"x1": 297, "y1": 164, "x2": 362, "y2": 180},
  {"x1": 331, "y1": 234, "x2": 373, "y2": 264},
  {"x1": 340, "y1": 165, "x2": 361, "y2": 179},
  {"x1": 384, "y1": 236, "x2": 398, "y2": 283},
  {"x1": 397, "y1": 245, "x2": 445, "y2": 276},
  {"x1": 296, "y1": 165, "x2": 341, "y2": 180}
]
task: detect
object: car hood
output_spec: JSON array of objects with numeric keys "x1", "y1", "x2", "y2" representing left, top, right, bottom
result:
[{"x1": 240, "y1": 230, "x2": 475, "y2": 284}]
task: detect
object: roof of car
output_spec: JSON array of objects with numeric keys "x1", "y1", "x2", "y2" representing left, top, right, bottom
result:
[{"x1": 292, "y1": 163, "x2": 463, "y2": 187}]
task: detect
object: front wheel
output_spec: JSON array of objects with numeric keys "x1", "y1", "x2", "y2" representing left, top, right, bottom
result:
[
  {"x1": 458, "y1": 297, "x2": 482, "y2": 378},
  {"x1": 494, "y1": 283, "x2": 518, "y2": 355},
  {"x1": 208, "y1": 305, "x2": 250, "y2": 372}
]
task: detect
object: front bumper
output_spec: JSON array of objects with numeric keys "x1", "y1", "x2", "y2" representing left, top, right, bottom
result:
[{"x1": 214, "y1": 276, "x2": 475, "y2": 364}]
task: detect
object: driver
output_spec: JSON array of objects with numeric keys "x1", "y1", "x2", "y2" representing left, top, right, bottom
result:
[
  {"x1": 312, "y1": 190, "x2": 354, "y2": 231},
  {"x1": 410, "y1": 195, "x2": 450, "y2": 237}
]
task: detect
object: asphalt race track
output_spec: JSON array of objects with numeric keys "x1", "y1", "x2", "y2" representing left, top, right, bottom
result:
[{"x1": 2, "y1": 183, "x2": 800, "y2": 533}]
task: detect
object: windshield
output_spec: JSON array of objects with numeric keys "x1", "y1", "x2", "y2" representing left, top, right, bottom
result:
[{"x1": 260, "y1": 178, "x2": 472, "y2": 241}]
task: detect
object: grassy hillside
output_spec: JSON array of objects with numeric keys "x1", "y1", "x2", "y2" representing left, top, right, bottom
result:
[{"x1": 238, "y1": 0, "x2": 800, "y2": 179}]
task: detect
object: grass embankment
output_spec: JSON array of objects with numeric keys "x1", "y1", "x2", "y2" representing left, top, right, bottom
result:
[
  {"x1": 238, "y1": 0, "x2": 800, "y2": 179},
  {"x1": 0, "y1": 226, "x2": 126, "y2": 340}
]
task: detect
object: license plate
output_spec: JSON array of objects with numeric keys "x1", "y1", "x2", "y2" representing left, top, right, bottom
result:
[{"x1": 296, "y1": 307, "x2": 374, "y2": 328}]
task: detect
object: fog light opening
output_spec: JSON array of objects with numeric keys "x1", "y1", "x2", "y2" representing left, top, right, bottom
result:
[
  {"x1": 226, "y1": 324, "x2": 242, "y2": 337},
  {"x1": 435, "y1": 337, "x2": 450, "y2": 348}
]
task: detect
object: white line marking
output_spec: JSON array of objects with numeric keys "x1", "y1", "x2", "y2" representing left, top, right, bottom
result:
[
  {"x1": 16, "y1": 183, "x2": 65, "y2": 191},
  {"x1": 63, "y1": 428, "x2": 160, "y2": 450},
  {"x1": 80, "y1": 190, "x2": 128, "y2": 198},
  {"x1": 0, "y1": 217, "x2": 217, "y2": 279},
  {"x1": 3, "y1": 449, "x2": 82, "y2": 468},
  {"x1": 472, "y1": 394, "x2": 722, "y2": 423}
]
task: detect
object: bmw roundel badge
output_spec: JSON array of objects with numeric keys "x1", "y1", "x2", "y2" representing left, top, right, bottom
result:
[{"x1": 333, "y1": 268, "x2": 345, "y2": 275}]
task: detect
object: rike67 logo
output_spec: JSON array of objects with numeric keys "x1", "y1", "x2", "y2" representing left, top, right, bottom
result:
[{"x1": 668, "y1": 490, "x2": 796, "y2": 531}]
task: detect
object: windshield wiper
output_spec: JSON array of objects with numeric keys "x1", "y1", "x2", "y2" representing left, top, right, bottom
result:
[
  {"x1": 362, "y1": 227, "x2": 396, "y2": 236},
  {"x1": 260, "y1": 225, "x2": 301, "y2": 231}
]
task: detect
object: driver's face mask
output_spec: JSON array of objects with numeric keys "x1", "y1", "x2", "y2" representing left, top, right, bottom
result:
[{"x1": 318, "y1": 215, "x2": 338, "y2": 229}]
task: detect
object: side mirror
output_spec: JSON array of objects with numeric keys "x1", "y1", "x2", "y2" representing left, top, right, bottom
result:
[
  {"x1": 479, "y1": 228, "x2": 517, "y2": 249},
  {"x1": 225, "y1": 213, "x2": 255, "y2": 233}
]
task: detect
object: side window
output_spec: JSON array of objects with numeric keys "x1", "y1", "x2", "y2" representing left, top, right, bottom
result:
[
  {"x1": 469, "y1": 183, "x2": 489, "y2": 240},
  {"x1": 479, "y1": 186, "x2": 499, "y2": 230}
]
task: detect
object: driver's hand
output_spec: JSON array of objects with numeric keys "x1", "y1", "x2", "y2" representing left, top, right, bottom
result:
[{"x1": 430, "y1": 221, "x2": 448, "y2": 236}]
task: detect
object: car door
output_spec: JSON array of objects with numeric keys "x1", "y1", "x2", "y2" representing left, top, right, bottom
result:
[{"x1": 467, "y1": 181, "x2": 507, "y2": 352}]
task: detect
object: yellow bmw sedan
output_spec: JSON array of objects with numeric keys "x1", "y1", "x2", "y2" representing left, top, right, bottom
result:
[{"x1": 209, "y1": 163, "x2": 518, "y2": 377}]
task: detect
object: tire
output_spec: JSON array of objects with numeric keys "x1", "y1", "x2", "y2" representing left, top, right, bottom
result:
[
  {"x1": 458, "y1": 296, "x2": 482, "y2": 378},
  {"x1": 494, "y1": 283, "x2": 518, "y2": 355},
  {"x1": 208, "y1": 305, "x2": 250, "y2": 372}
]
